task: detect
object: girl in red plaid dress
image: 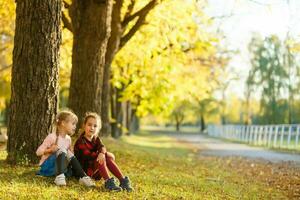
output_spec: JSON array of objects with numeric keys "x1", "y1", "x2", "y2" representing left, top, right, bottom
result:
[{"x1": 74, "y1": 112, "x2": 133, "y2": 192}]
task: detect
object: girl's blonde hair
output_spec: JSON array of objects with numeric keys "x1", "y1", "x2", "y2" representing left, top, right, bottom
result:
[
  {"x1": 56, "y1": 109, "x2": 78, "y2": 125},
  {"x1": 54, "y1": 109, "x2": 78, "y2": 143},
  {"x1": 82, "y1": 112, "x2": 102, "y2": 137}
]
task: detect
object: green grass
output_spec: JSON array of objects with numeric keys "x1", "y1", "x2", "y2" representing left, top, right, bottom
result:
[{"x1": 0, "y1": 132, "x2": 289, "y2": 200}]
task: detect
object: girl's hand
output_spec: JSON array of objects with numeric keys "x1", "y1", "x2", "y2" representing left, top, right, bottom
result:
[
  {"x1": 97, "y1": 152, "x2": 105, "y2": 164},
  {"x1": 44, "y1": 144, "x2": 58, "y2": 155},
  {"x1": 101, "y1": 147, "x2": 107, "y2": 154},
  {"x1": 106, "y1": 152, "x2": 115, "y2": 161},
  {"x1": 49, "y1": 144, "x2": 59, "y2": 153}
]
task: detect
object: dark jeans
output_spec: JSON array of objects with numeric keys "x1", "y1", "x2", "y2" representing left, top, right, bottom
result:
[{"x1": 56, "y1": 152, "x2": 86, "y2": 178}]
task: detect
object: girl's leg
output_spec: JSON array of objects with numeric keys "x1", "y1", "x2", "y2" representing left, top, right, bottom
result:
[
  {"x1": 105, "y1": 155, "x2": 133, "y2": 192},
  {"x1": 56, "y1": 152, "x2": 68, "y2": 175},
  {"x1": 55, "y1": 152, "x2": 68, "y2": 186},
  {"x1": 56, "y1": 151, "x2": 85, "y2": 177},
  {"x1": 95, "y1": 160, "x2": 121, "y2": 191},
  {"x1": 105, "y1": 155, "x2": 124, "y2": 181},
  {"x1": 69, "y1": 156, "x2": 86, "y2": 178},
  {"x1": 69, "y1": 156, "x2": 95, "y2": 187},
  {"x1": 56, "y1": 152, "x2": 94, "y2": 187},
  {"x1": 94, "y1": 160, "x2": 110, "y2": 180}
]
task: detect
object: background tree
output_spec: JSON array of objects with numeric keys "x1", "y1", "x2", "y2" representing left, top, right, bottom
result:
[
  {"x1": 66, "y1": 0, "x2": 113, "y2": 130},
  {"x1": 101, "y1": 0, "x2": 159, "y2": 136},
  {"x1": 247, "y1": 34, "x2": 290, "y2": 124},
  {"x1": 7, "y1": 0, "x2": 61, "y2": 164},
  {"x1": 62, "y1": 0, "x2": 159, "y2": 135},
  {"x1": 170, "y1": 101, "x2": 188, "y2": 131},
  {"x1": 110, "y1": 0, "x2": 219, "y2": 136},
  {"x1": 0, "y1": 1, "x2": 15, "y2": 123},
  {"x1": 284, "y1": 35, "x2": 300, "y2": 124}
]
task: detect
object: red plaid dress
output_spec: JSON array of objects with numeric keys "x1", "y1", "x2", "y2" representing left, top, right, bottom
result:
[{"x1": 74, "y1": 133, "x2": 105, "y2": 180}]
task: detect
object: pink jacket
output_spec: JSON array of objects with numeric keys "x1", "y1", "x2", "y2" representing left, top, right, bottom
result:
[{"x1": 36, "y1": 133, "x2": 72, "y2": 166}]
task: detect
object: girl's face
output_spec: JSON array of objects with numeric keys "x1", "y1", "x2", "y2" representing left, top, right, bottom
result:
[
  {"x1": 83, "y1": 117, "x2": 98, "y2": 138},
  {"x1": 62, "y1": 117, "x2": 77, "y2": 136}
]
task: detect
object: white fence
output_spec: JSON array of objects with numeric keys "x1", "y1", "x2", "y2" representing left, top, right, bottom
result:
[{"x1": 207, "y1": 124, "x2": 300, "y2": 149}]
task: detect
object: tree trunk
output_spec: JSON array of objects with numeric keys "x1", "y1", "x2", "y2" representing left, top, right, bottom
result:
[
  {"x1": 68, "y1": 0, "x2": 113, "y2": 127},
  {"x1": 200, "y1": 114, "x2": 205, "y2": 133},
  {"x1": 176, "y1": 121, "x2": 180, "y2": 131},
  {"x1": 110, "y1": 85, "x2": 117, "y2": 137},
  {"x1": 111, "y1": 86, "x2": 122, "y2": 138},
  {"x1": 101, "y1": 1, "x2": 123, "y2": 136},
  {"x1": 7, "y1": 0, "x2": 61, "y2": 164},
  {"x1": 115, "y1": 88, "x2": 123, "y2": 137},
  {"x1": 125, "y1": 101, "x2": 132, "y2": 135},
  {"x1": 130, "y1": 110, "x2": 140, "y2": 133},
  {"x1": 101, "y1": 1, "x2": 157, "y2": 136},
  {"x1": 65, "y1": 0, "x2": 157, "y2": 136}
]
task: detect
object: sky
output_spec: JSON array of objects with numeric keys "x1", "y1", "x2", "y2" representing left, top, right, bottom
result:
[{"x1": 205, "y1": 0, "x2": 300, "y2": 99}]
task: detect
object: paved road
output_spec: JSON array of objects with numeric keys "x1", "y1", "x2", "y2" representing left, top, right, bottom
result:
[
  {"x1": 144, "y1": 128, "x2": 300, "y2": 164},
  {"x1": 172, "y1": 133, "x2": 300, "y2": 164}
]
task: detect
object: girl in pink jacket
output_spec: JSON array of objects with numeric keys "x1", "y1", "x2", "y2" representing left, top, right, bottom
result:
[{"x1": 36, "y1": 110, "x2": 94, "y2": 187}]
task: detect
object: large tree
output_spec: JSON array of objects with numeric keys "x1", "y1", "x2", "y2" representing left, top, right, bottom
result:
[
  {"x1": 101, "y1": 0, "x2": 158, "y2": 135},
  {"x1": 63, "y1": 0, "x2": 158, "y2": 135},
  {"x1": 67, "y1": 0, "x2": 113, "y2": 126},
  {"x1": 7, "y1": 0, "x2": 61, "y2": 164}
]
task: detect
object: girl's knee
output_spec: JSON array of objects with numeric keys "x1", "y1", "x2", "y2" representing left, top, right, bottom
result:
[
  {"x1": 56, "y1": 148, "x2": 68, "y2": 157},
  {"x1": 106, "y1": 152, "x2": 115, "y2": 161}
]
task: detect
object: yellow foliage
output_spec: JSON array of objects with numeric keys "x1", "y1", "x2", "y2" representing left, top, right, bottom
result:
[
  {"x1": 60, "y1": 28, "x2": 73, "y2": 89},
  {"x1": 0, "y1": 0, "x2": 15, "y2": 74},
  {"x1": 113, "y1": 0, "x2": 219, "y2": 119},
  {"x1": 0, "y1": 0, "x2": 15, "y2": 110}
]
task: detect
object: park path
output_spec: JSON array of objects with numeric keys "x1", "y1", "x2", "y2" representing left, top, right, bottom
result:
[{"x1": 144, "y1": 128, "x2": 300, "y2": 165}]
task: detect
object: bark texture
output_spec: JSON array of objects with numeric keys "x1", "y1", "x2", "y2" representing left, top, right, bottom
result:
[
  {"x1": 68, "y1": 0, "x2": 113, "y2": 126},
  {"x1": 7, "y1": 0, "x2": 61, "y2": 164}
]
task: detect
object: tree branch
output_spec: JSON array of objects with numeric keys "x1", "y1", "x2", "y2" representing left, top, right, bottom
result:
[
  {"x1": 62, "y1": 1, "x2": 73, "y2": 32},
  {"x1": 121, "y1": 0, "x2": 157, "y2": 28},
  {"x1": 0, "y1": 64, "x2": 12, "y2": 74},
  {"x1": 62, "y1": 11, "x2": 73, "y2": 33},
  {"x1": 120, "y1": 0, "x2": 158, "y2": 48},
  {"x1": 0, "y1": 45, "x2": 9, "y2": 53},
  {"x1": 123, "y1": 0, "x2": 135, "y2": 20},
  {"x1": 63, "y1": 0, "x2": 70, "y2": 8},
  {"x1": 120, "y1": 17, "x2": 147, "y2": 49}
]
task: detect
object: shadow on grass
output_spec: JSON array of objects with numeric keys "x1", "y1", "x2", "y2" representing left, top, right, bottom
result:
[
  {"x1": 0, "y1": 167, "x2": 107, "y2": 193},
  {"x1": 0, "y1": 132, "x2": 196, "y2": 192}
]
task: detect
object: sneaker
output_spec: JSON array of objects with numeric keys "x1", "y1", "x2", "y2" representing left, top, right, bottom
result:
[
  {"x1": 54, "y1": 173, "x2": 66, "y2": 186},
  {"x1": 105, "y1": 177, "x2": 122, "y2": 192},
  {"x1": 120, "y1": 176, "x2": 133, "y2": 192},
  {"x1": 79, "y1": 176, "x2": 96, "y2": 187}
]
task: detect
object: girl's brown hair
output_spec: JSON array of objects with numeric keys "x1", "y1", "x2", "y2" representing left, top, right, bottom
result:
[{"x1": 82, "y1": 112, "x2": 102, "y2": 137}]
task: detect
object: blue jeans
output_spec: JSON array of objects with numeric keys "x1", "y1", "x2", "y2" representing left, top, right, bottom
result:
[{"x1": 36, "y1": 153, "x2": 72, "y2": 177}]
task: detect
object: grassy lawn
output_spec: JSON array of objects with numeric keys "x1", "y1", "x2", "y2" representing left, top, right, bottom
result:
[{"x1": 0, "y1": 132, "x2": 297, "y2": 199}]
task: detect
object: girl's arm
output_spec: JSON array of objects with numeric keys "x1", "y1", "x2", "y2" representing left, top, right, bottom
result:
[
  {"x1": 36, "y1": 134, "x2": 57, "y2": 156},
  {"x1": 96, "y1": 137, "x2": 106, "y2": 154},
  {"x1": 67, "y1": 139, "x2": 74, "y2": 158}
]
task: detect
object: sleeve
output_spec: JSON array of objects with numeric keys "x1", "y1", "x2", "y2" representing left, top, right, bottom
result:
[
  {"x1": 68, "y1": 137, "x2": 74, "y2": 155},
  {"x1": 36, "y1": 134, "x2": 54, "y2": 156},
  {"x1": 74, "y1": 138, "x2": 98, "y2": 161},
  {"x1": 96, "y1": 137, "x2": 106, "y2": 153}
]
